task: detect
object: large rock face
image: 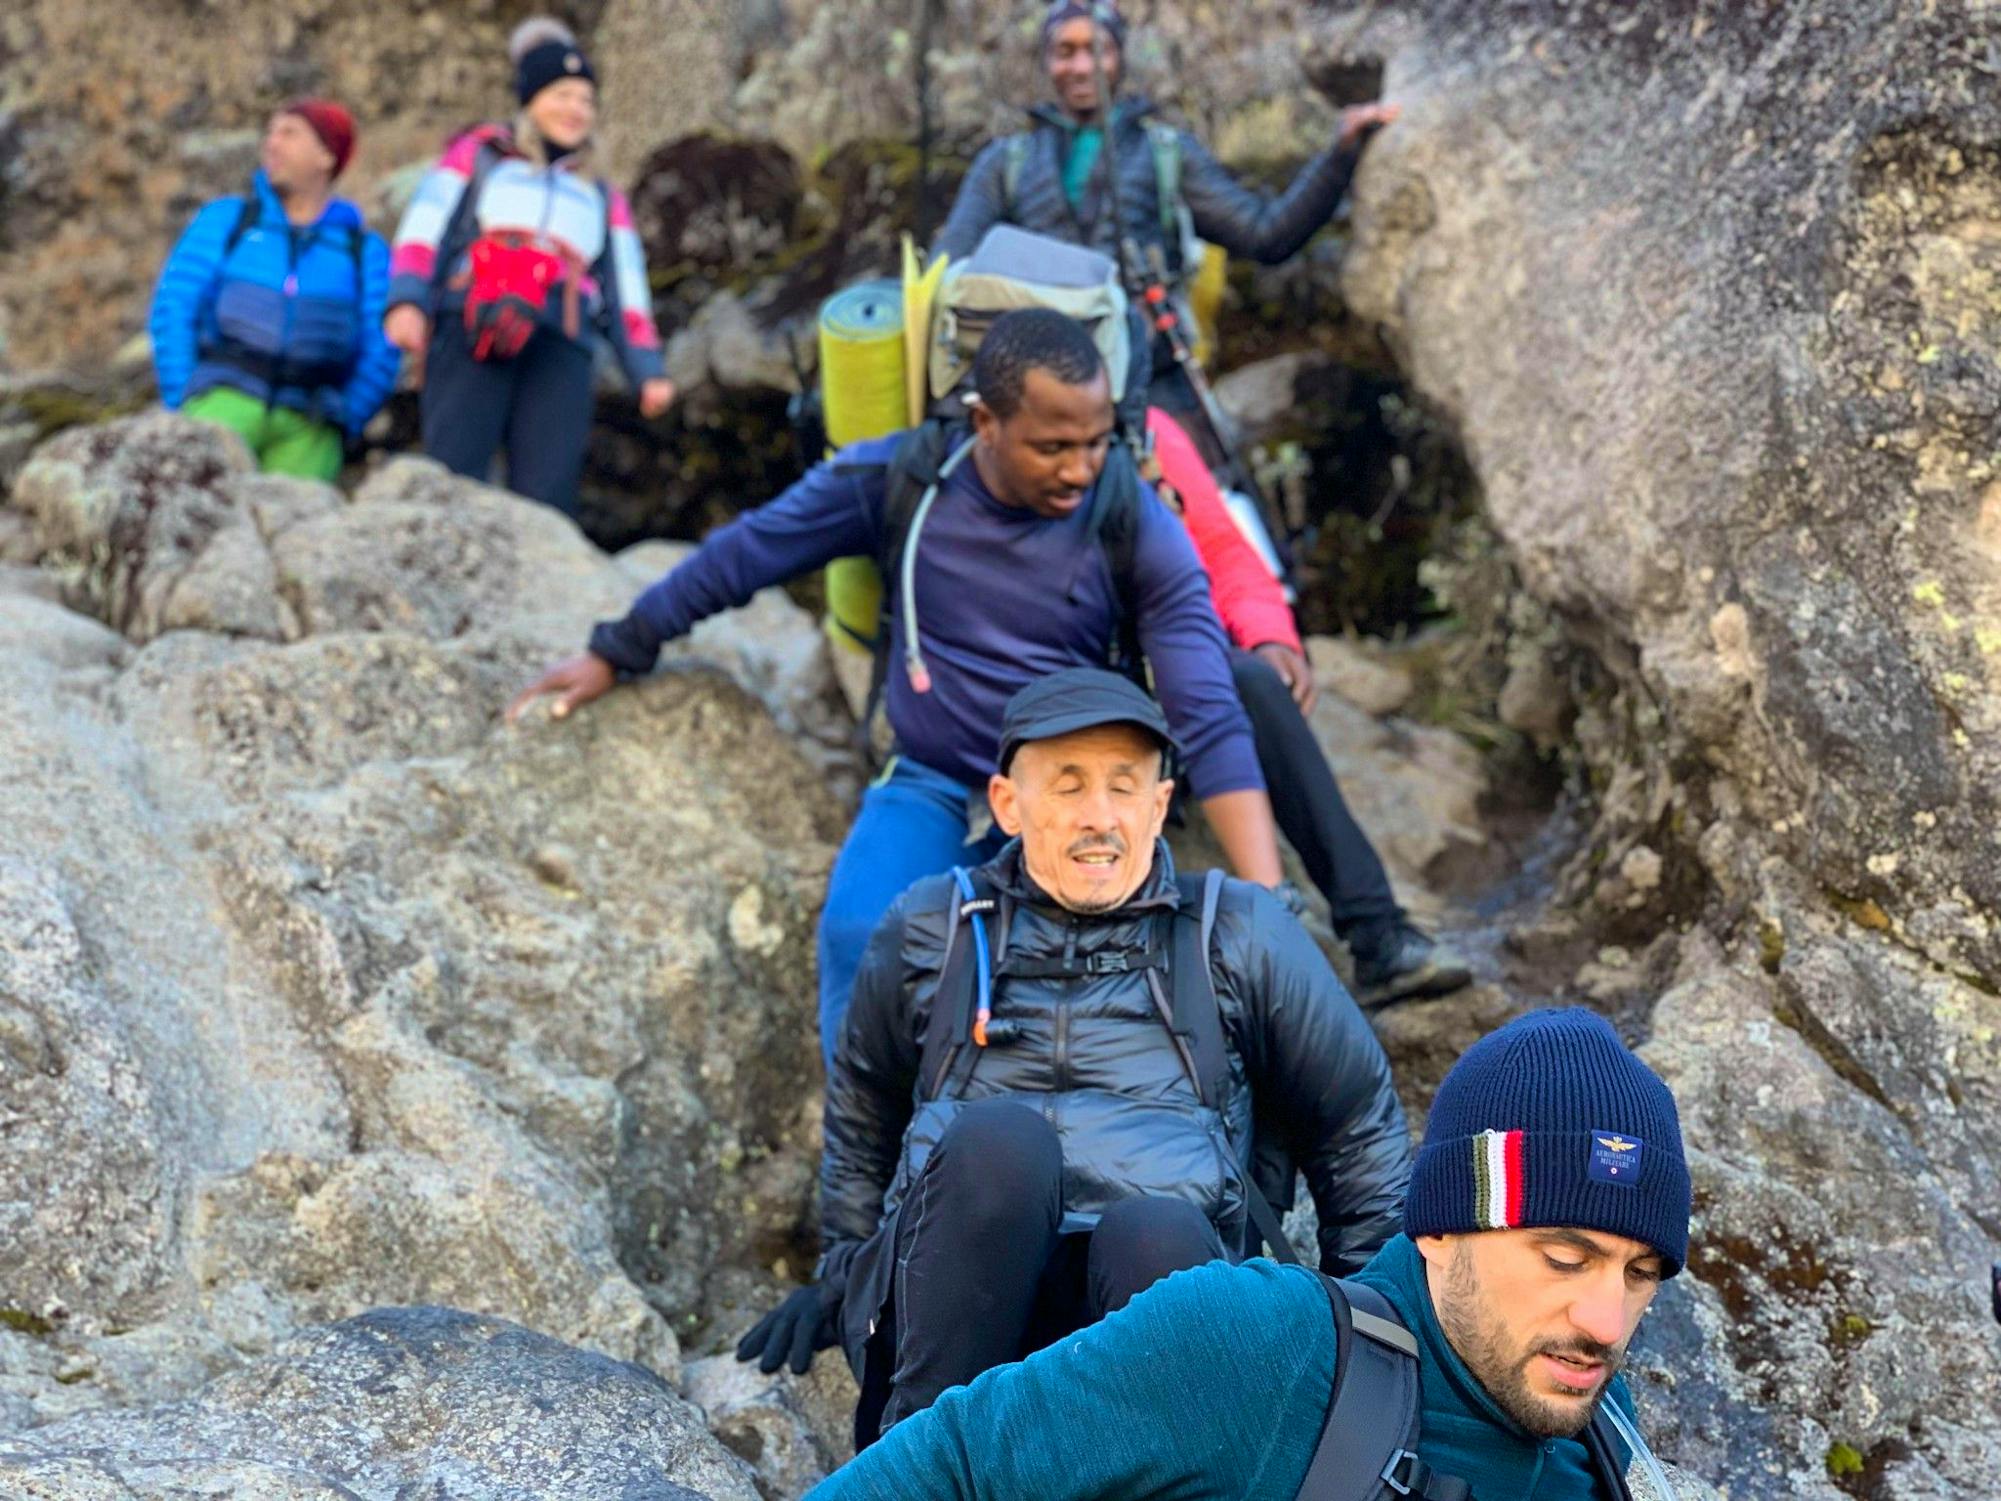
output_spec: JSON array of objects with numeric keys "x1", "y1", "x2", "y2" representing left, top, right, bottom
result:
[
  {"x1": 0, "y1": 415, "x2": 845, "y2": 1461},
  {"x1": 1328, "y1": 1, "x2": 2001, "y2": 1493},
  {"x1": 0, "y1": 1306, "x2": 758, "y2": 1500}
]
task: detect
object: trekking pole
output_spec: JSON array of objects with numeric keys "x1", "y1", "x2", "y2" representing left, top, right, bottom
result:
[{"x1": 1139, "y1": 240, "x2": 1296, "y2": 578}]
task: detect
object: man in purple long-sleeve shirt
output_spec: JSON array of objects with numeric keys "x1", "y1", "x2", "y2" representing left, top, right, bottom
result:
[{"x1": 510, "y1": 309, "x2": 1284, "y2": 1060}]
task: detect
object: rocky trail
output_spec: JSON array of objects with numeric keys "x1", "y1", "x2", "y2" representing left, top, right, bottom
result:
[{"x1": 3, "y1": 2, "x2": 2000, "y2": 1498}]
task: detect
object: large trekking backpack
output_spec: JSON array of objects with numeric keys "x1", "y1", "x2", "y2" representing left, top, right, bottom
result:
[{"x1": 924, "y1": 224, "x2": 1138, "y2": 422}]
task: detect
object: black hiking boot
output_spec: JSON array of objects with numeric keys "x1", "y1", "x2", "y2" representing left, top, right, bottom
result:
[{"x1": 1352, "y1": 924, "x2": 1473, "y2": 1008}]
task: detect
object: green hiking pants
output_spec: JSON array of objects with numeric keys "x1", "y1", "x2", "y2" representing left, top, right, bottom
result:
[{"x1": 183, "y1": 387, "x2": 344, "y2": 482}]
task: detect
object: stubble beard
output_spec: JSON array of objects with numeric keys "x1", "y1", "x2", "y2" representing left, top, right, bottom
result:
[{"x1": 1434, "y1": 1245, "x2": 1625, "y2": 1440}]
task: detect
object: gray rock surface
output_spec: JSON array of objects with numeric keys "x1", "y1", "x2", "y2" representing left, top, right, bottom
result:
[
  {"x1": 1325, "y1": 1, "x2": 2001, "y2": 1491},
  {"x1": 0, "y1": 1306, "x2": 757, "y2": 1500},
  {"x1": 0, "y1": 418, "x2": 844, "y2": 1468},
  {"x1": 684, "y1": 1354, "x2": 857, "y2": 1501}
]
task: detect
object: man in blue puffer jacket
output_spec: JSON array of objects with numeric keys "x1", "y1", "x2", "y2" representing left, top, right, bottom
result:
[{"x1": 149, "y1": 100, "x2": 400, "y2": 481}]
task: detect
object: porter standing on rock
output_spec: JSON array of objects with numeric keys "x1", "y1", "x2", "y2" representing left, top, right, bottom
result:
[
  {"x1": 384, "y1": 17, "x2": 674, "y2": 518},
  {"x1": 737, "y1": 668, "x2": 1411, "y2": 1448},
  {"x1": 508, "y1": 310, "x2": 1287, "y2": 1062},
  {"x1": 810, "y1": 1007, "x2": 1702, "y2": 1501},
  {"x1": 149, "y1": 100, "x2": 399, "y2": 481},
  {"x1": 936, "y1": 5, "x2": 1463, "y2": 1005},
  {"x1": 933, "y1": 1, "x2": 1397, "y2": 437}
]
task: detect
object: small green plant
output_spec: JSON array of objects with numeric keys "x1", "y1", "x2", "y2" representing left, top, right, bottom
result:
[
  {"x1": 0, "y1": 1307, "x2": 55, "y2": 1337},
  {"x1": 1826, "y1": 1442, "x2": 1865, "y2": 1477}
]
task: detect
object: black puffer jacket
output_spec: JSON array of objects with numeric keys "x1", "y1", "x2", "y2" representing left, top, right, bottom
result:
[
  {"x1": 931, "y1": 97, "x2": 1362, "y2": 273},
  {"x1": 820, "y1": 840, "x2": 1411, "y2": 1370}
]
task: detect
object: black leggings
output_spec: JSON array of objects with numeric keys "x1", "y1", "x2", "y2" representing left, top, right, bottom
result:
[
  {"x1": 1231, "y1": 649, "x2": 1404, "y2": 945},
  {"x1": 876, "y1": 1098, "x2": 1223, "y2": 1435},
  {"x1": 421, "y1": 317, "x2": 596, "y2": 517}
]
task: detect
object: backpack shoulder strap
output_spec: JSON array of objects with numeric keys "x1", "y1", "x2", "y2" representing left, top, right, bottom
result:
[
  {"x1": 1169, "y1": 868, "x2": 1300, "y2": 1265},
  {"x1": 1084, "y1": 444, "x2": 1145, "y2": 672},
  {"x1": 1294, "y1": 1278, "x2": 1470, "y2": 1501},
  {"x1": 1168, "y1": 869, "x2": 1230, "y2": 1109},
  {"x1": 877, "y1": 420, "x2": 957, "y2": 579},
  {"x1": 1147, "y1": 123, "x2": 1182, "y2": 243},
  {"x1": 222, "y1": 188, "x2": 262, "y2": 258},
  {"x1": 430, "y1": 141, "x2": 502, "y2": 293},
  {"x1": 918, "y1": 867, "x2": 1003, "y2": 1102},
  {"x1": 1002, "y1": 133, "x2": 1033, "y2": 218}
]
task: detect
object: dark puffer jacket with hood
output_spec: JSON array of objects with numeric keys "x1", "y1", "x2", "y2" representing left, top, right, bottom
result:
[
  {"x1": 931, "y1": 96, "x2": 1362, "y2": 274},
  {"x1": 820, "y1": 838, "x2": 1412, "y2": 1382}
]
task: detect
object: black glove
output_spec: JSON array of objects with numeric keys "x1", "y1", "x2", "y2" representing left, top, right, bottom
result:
[{"x1": 735, "y1": 1281, "x2": 842, "y2": 1376}]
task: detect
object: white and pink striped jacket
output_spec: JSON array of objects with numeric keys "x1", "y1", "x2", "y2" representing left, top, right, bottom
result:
[{"x1": 388, "y1": 124, "x2": 663, "y2": 385}]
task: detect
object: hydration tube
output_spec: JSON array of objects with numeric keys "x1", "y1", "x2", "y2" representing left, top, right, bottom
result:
[
  {"x1": 951, "y1": 867, "x2": 995, "y2": 1045},
  {"x1": 900, "y1": 434, "x2": 979, "y2": 694}
]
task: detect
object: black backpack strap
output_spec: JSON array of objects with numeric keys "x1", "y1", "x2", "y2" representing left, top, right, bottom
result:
[
  {"x1": 1166, "y1": 869, "x2": 1301, "y2": 1265},
  {"x1": 1167, "y1": 869, "x2": 1230, "y2": 1106},
  {"x1": 223, "y1": 188, "x2": 262, "y2": 258},
  {"x1": 852, "y1": 420, "x2": 967, "y2": 760},
  {"x1": 1001, "y1": 133, "x2": 1032, "y2": 218},
  {"x1": 429, "y1": 140, "x2": 502, "y2": 297},
  {"x1": 1294, "y1": 1278, "x2": 1470, "y2": 1501},
  {"x1": 1083, "y1": 444, "x2": 1146, "y2": 678},
  {"x1": 917, "y1": 868, "x2": 1003, "y2": 1101}
]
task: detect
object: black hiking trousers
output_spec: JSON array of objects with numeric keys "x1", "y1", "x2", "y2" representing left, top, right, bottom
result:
[
  {"x1": 1231, "y1": 649, "x2": 1406, "y2": 950},
  {"x1": 872, "y1": 1099, "x2": 1223, "y2": 1439},
  {"x1": 421, "y1": 318, "x2": 595, "y2": 517}
]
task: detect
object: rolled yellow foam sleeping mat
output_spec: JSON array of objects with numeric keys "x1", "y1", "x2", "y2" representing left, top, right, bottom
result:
[
  {"x1": 820, "y1": 278, "x2": 907, "y2": 449},
  {"x1": 819, "y1": 278, "x2": 907, "y2": 654}
]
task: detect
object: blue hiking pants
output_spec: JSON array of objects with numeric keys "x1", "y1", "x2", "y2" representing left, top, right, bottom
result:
[{"x1": 816, "y1": 757, "x2": 1008, "y2": 1067}]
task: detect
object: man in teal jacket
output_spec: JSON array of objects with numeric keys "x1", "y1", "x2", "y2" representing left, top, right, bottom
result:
[{"x1": 807, "y1": 1007, "x2": 1701, "y2": 1500}]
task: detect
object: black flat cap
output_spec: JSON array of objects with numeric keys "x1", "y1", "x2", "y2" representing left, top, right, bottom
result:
[{"x1": 997, "y1": 667, "x2": 1175, "y2": 773}]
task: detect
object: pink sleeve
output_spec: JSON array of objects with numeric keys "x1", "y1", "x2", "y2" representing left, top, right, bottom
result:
[
  {"x1": 605, "y1": 187, "x2": 662, "y2": 352},
  {"x1": 1148, "y1": 408, "x2": 1302, "y2": 656}
]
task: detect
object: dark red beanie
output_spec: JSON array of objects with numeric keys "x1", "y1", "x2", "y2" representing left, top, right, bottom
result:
[{"x1": 284, "y1": 98, "x2": 357, "y2": 177}]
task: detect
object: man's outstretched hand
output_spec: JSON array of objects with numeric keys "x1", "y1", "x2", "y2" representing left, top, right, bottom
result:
[
  {"x1": 1337, "y1": 101, "x2": 1401, "y2": 150},
  {"x1": 735, "y1": 1281, "x2": 842, "y2": 1376},
  {"x1": 506, "y1": 652, "x2": 617, "y2": 726}
]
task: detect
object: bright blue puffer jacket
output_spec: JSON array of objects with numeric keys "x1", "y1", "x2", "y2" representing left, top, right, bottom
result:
[{"x1": 149, "y1": 171, "x2": 400, "y2": 437}]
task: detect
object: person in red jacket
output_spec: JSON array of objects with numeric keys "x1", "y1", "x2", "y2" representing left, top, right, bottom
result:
[{"x1": 1150, "y1": 409, "x2": 1470, "y2": 1005}]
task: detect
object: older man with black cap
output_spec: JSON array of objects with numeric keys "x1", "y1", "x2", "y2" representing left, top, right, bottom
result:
[
  {"x1": 736, "y1": 666, "x2": 1412, "y2": 1449},
  {"x1": 804, "y1": 1005, "x2": 1707, "y2": 1501}
]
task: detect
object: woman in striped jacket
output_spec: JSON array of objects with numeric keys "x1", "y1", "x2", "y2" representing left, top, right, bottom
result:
[{"x1": 384, "y1": 17, "x2": 673, "y2": 517}]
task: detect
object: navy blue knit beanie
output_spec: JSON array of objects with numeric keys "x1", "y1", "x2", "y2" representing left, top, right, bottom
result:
[
  {"x1": 1404, "y1": 1008, "x2": 1692, "y2": 1276},
  {"x1": 511, "y1": 17, "x2": 597, "y2": 105},
  {"x1": 1040, "y1": 1, "x2": 1127, "y2": 54}
]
